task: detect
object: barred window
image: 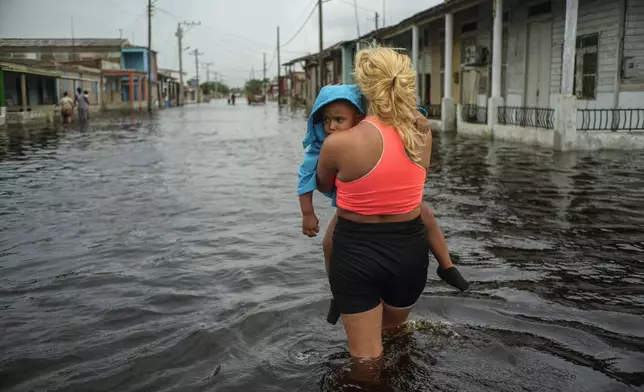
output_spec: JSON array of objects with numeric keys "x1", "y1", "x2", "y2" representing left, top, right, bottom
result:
[
  {"x1": 574, "y1": 34, "x2": 598, "y2": 99},
  {"x1": 560, "y1": 33, "x2": 599, "y2": 99}
]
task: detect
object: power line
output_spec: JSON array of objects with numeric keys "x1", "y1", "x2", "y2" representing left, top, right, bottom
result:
[
  {"x1": 281, "y1": 1, "x2": 318, "y2": 48},
  {"x1": 337, "y1": 0, "x2": 377, "y2": 12}
]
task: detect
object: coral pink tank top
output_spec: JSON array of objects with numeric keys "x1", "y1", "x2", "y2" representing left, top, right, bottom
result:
[{"x1": 335, "y1": 116, "x2": 426, "y2": 215}]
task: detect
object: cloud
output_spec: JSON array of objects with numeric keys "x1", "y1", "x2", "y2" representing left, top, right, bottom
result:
[{"x1": 0, "y1": 0, "x2": 442, "y2": 87}]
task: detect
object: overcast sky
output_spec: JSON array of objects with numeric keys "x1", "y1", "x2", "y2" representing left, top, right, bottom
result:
[{"x1": 0, "y1": 0, "x2": 441, "y2": 87}]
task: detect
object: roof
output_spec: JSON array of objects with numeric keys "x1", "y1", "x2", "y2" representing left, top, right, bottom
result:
[
  {"x1": 0, "y1": 38, "x2": 129, "y2": 48},
  {"x1": 0, "y1": 61, "x2": 61, "y2": 77},
  {"x1": 281, "y1": 0, "x2": 479, "y2": 65},
  {"x1": 122, "y1": 45, "x2": 158, "y2": 53},
  {"x1": 0, "y1": 58, "x2": 102, "y2": 75}
]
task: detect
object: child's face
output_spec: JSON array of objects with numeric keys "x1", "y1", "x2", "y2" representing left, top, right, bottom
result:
[{"x1": 322, "y1": 102, "x2": 362, "y2": 134}]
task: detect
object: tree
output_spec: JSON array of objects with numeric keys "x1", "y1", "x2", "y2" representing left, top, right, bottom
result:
[
  {"x1": 200, "y1": 81, "x2": 230, "y2": 96},
  {"x1": 244, "y1": 78, "x2": 269, "y2": 95}
]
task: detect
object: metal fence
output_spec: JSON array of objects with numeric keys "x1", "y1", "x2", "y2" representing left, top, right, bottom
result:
[
  {"x1": 420, "y1": 104, "x2": 441, "y2": 119},
  {"x1": 578, "y1": 109, "x2": 644, "y2": 132},
  {"x1": 461, "y1": 104, "x2": 488, "y2": 124},
  {"x1": 498, "y1": 106, "x2": 555, "y2": 129}
]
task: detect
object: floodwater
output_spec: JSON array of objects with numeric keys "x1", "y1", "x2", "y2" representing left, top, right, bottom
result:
[{"x1": 1, "y1": 101, "x2": 643, "y2": 392}]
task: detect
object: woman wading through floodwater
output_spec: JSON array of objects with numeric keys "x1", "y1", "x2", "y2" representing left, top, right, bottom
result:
[{"x1": 313, "y1": 46, "x2": 468, "y2": 381}]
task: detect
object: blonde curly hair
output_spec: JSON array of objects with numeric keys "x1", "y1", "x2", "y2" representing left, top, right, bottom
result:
[{"x1": 354, "y1": 45, "x2": 424, "y2": 163}]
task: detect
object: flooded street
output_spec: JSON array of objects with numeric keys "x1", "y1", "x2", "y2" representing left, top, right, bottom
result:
[{"x1": 1, "y1": 101, "x2": 643, "y2": 391}]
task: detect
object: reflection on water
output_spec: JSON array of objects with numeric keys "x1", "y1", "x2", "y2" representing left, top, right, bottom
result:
[{"x1": 1, "y1": 101, "x2": 643, "y2": 392}]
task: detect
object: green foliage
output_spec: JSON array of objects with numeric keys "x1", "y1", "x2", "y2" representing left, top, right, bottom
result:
[
  {"x1": 200, "y1": 81, "x2": 230, "y2": 95},
  {"x1": 244, "y1": 78, "x2": 269, "y2": 95}
]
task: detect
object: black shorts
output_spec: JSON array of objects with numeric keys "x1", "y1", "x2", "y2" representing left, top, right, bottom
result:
[{"x1": 328, "y1": 216, "x2": 429, "y2": 315}]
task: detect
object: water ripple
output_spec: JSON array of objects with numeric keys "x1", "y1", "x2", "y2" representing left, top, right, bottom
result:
[{"x1": 1, "y1": 102, "x2": 643, "y2": 391}]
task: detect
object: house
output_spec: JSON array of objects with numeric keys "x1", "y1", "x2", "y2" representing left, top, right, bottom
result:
[
  {"x1": 0, "y1": 38, "x2": 127, "y2": 63},
  {"x1": 0, "y1": 38, "x2": 161, "y2": 112},
  {"x1": 284, "y1": 0, "x2": 644, "y2": 151},
  {"x1": 0, "y1": 60, "x2": 102, "y2": 125},
  {"x1": 158, "y1": 68, "x2": 183, "y2": 107}
]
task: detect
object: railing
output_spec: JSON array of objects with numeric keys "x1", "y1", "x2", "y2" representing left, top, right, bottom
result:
[
  {"x1": 498, "y1": 106, "x2": 555, "y2": 129},
  {"x1": 420, "y1": 104, "x2": 441, "y2": 119},
  {"x1": 428, "y1": 104, "x2": 441, "y2": 119},
  {"x1": 461, "y1": 104, "x2": 487, "y2": 124},
  {"x1": 578, "y1": 109, "x2": 644, "y2": 132}
]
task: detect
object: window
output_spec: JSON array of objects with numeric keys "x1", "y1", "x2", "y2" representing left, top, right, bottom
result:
[
  {"x1": 571, "y1": 33, "x2": 599, "y2": 99},
  {"x1": 440, "y1": 40, "x2": 445, "y2": 70},
  {"x1": 461, "y1": 22, "x2": 478, "y2": 35},
  {"x1": 528, "y1": 1, "x2": 551, "y2": 18}
]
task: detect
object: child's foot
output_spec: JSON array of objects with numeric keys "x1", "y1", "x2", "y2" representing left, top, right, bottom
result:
[
  {"x1": 326, "y1": 298, "x2": 341, "y2": 325},
  {"x1": 437, "y1": 266, "x2": 470, "y2": 291}
]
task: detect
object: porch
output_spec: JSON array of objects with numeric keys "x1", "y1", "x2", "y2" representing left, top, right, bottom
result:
[
  {"x1": 102, "y1": 69, "x2": 149, "y2": 111},
  {"x1": 0, "y1": 62, "x2": 60, "y2": 125},
  {"x1": 384, "y1": 0, "x2": 644, "y2": 150}
]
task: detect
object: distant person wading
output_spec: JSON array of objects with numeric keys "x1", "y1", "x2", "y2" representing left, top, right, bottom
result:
[{"x1": 75, "y1": 87, "x2": 89, "y2": 123}]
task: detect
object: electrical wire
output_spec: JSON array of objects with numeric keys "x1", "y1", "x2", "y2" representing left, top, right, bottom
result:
[{"x1": 281, "y1": 0, "x2": 318, "y2": 48}]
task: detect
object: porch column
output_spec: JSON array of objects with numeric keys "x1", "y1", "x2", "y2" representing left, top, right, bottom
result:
[
  {"x1": 561, "y1": 0, "x2": 579, "y2": 95},
  {"x1": 441, "y1": 13, "x2": 456, "y2": 132},
  {"x1": 0, "y1": 69, "x2": 5, "y2": 127},
  {"x1": 0, "y1": 69, "x2": 5, "y2": 108},
  {"x1": 412, "y1": 24, "x2": 420, "y2": 104},
  {"x1": 143, "y1": 77, "x2": 148, "y2": 101},
  {"x1": 488, "y1": 0, "x2": 505, "y2": 128},
  {"x1": 20, "y1": 74, "x2": 27, "y2": 112},
  {"x1": 128, "y1": 72, "x2": 134, "y2": 103},
  {"x1": 341, "y1": 45, "x2": 352, "y2": 84},
  {"x1": 555, "y1": 0, "x2": 579, "y2": 151},
  {"x1": 139, "y1": 76, "x2": 143, "y2": 105}
]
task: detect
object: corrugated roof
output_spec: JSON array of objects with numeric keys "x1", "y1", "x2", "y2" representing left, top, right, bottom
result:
[
  {"x1": 0, "y1": 38, "x2": 129, "y2": 47},
  {"x1": 281, "y1": 0, "x2": 478, "y2": 66}
]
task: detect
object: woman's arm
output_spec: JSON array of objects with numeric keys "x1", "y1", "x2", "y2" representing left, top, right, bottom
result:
[{"x1": 316, "y1": 134, "x2": 341, "y2": 193}]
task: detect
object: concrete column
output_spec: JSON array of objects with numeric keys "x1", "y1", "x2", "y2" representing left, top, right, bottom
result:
[
  {"x1": 554, "y1": 95, "x2": 577, "y2": 151},
  {"x1": 20, "y1": 74, "x2": 27, "y2": 112},
  {"x1": 412, "y1": 24, "x2": 420, "y2": 104},
  {"x1": 0, "y1": 70, "x2": 5, "y2": 127},
  {"x1": 0, "y1": 69, "x2": 5, "y2": 107},
  {"x1": 128, "y1": 72, "x2": 134, "y2": 103},
  {"x1": 488, "y1": 0, "x2": 504, "y2": 130},
  {"x1": 561, "y1": 0, "x2": 579, "y2": 95},
  {"x1": 491, "y1": 0, "x2": 503, "y2": 98},
  {"x1": 444, "y1": 14, "x2": 453, "y2": 99},
  {"x1": 341, "y1": 45, "x2": 352, "y2": 84},
  {"x1": 441, "y1": 13, "x2": 456, "y2": 132}
]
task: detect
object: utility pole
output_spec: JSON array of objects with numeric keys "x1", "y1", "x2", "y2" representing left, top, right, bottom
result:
[
  {"x1": 263, "y1": 52, "x2": 267, "y2": 99},
  {"x1": 190, "y1": 48, "x2": 203, "y2": 103},
  {"x1": 147, "y1": 0, "x2": 153, "y2": 113},
  {"x1": 318, "y1": 0, "x2": 324, "y2": 91},
  {"x1": 382, "y1": 0, "x2": 386, "y2": 28},
  {"x1": 375, "y1": 12, "x2": 379, "y2": 29},
  {"x1": 277, "y1": 26, "x2": 281, "y2": 104},
  {"x1": 202, "y1": 62, "x2": 213, "y2": 99},
  {"x1": 175, "y1": 21, "x2": 201, "y2": 106}
]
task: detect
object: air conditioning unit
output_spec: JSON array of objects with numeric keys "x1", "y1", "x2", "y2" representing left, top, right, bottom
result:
[{"x1": 464, "y1": 45, "x2": 485, "y2": 66}]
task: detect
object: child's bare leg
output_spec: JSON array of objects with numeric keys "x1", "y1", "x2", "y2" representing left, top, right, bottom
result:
[
  {"x1": 420, "y1": 203, "x2": 454, "y2": 270},
  {"x1": 322, "y1": 213, "x2": 338, "y2": 274}
]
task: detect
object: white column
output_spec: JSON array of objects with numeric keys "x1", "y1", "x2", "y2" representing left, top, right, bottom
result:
[
  {"x1": 444, "y1": 13, "x2": 453, "y2": 99},
  {"x1": 341, "y1": 45, "x2": 351, "y2": 84},
  {"x1": 561, "y1": 0, "x2": 579, "y2": 95},
  {"x1": 491, "y1": 0, "x2": 503, "y2": 97},
  {"x1": 442, "y1": 13, "x2": 456, "y2": 132},
  {"x1": 412, "y1": 24, "x2": 420, "y2": 104}
]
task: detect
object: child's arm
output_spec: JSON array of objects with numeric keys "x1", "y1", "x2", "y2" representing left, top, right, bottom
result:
[{"x1": 299, "y1": 192, "x2": 319, "y2": 237}]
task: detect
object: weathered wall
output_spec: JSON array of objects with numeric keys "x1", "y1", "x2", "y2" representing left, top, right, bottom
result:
[{"x1": 550, "y1": 0, "x2": 622, "y2": 109}]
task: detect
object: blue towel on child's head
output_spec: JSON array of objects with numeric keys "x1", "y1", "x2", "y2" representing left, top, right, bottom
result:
[{"x1": 297, "y1": 84, "x2": 365, "y2": 206}]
